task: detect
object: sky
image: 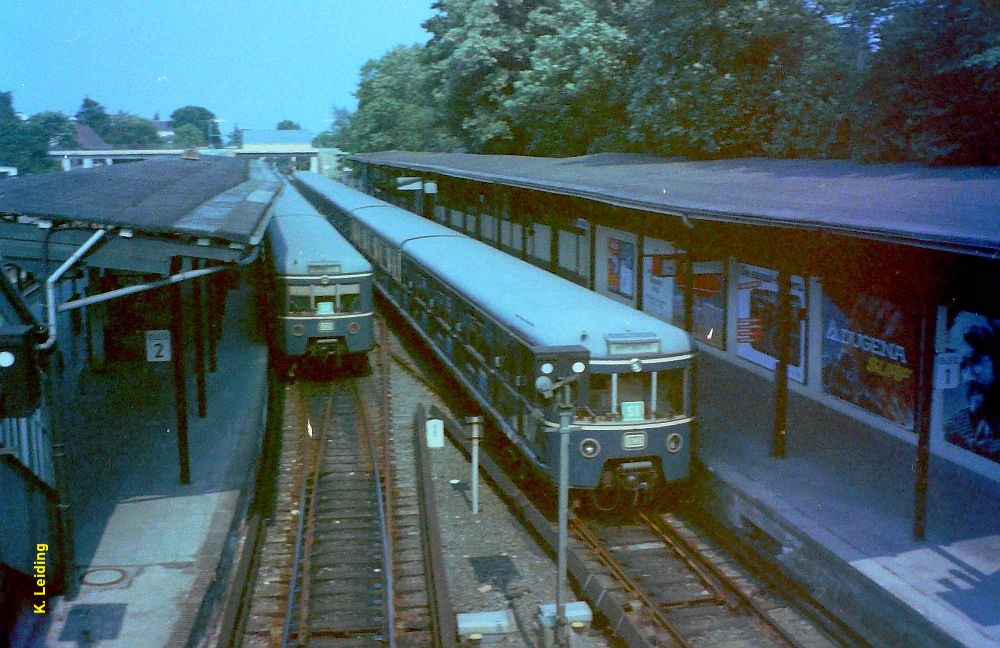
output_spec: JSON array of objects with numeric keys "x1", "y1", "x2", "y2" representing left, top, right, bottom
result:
[{"x1": 1, "y1": 1, "x2": 436, "y2": 136}]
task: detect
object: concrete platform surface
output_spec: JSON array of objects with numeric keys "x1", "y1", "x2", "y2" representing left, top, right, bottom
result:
[
  {"x1": 696, "y1": 353, "x2": 1000, "y2": 648},
  {"x1": 11, "y1": 284, "x2": 268, "y2": 648}
]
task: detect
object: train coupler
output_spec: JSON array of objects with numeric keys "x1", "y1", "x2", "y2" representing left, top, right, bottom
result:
[{"x1": 615, "y1": 461, "x2": 655, "y2": 492}]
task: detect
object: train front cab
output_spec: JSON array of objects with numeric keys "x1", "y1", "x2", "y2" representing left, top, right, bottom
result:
[
  {"x1": 277, "y1": 270, "x2": 374, "y2": 360},
  {"x1": 534, "y1": 338, "x2": 694, "y2": 503}
]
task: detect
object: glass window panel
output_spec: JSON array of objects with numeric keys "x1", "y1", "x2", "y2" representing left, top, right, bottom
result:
[
  {"x1": 587, "y1": 374, "x2": 612, "y2": 415},
  {"x1": 655, "y1": 369, "x2": 685, "y2": 418},
  {"x1": 617, "y1": 372, "x2": 651, "y2": 412}
]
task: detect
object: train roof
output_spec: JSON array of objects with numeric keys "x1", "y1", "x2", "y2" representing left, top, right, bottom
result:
[
  {"x1": 406, "y1": 236, "x2": 691, "y2": 358},
  {"x1": 268, "y1": 184, "x2": 371, "y2": 277},
  {"x1": 304, "y1": 175, "x2": 690, "y2": 358},
  {"x1": 349, "y1": 151, "x2": 1000, "y2": 259},
  {"x1": 294, "y1": 172, "x2": 386, "y2": 213}
]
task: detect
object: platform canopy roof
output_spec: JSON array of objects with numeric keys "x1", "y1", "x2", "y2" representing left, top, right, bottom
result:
[
  {"x1": 350, "y1": 151, "x2": 1000, "y2": 258},
  {"x1": 0, "y1": 155, "x2": 281, "y2": 275}
]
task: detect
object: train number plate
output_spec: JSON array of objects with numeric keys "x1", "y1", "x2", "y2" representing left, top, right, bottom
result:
[
  {"x1": 622, "y1": 432, "x2": 647, "y2": 450},
  {"x1": 318, "y1": 321, "x2": 334, "y2": 332}
]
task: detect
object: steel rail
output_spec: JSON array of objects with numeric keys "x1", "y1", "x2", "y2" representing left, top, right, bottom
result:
[
  {"x1": 569, "y1": 517, "x2": 695, "y2": 648},
  {"x1": 352, "y1": 375, "x2": 397, "y2": 648},
  {"x1": 280, "y1": 388, "x2": 319, "y2": 647},
  {"x1": 645, "y1": 511, "x2": 845, "y2": 648},
  {"x1": 294, "y1": 385, "x2": 335, "y2": 646}
]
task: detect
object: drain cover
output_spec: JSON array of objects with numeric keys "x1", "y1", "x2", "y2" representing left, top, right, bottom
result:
[{"x1": 80, "y1": 568, "x2": 128, "y2": 586}]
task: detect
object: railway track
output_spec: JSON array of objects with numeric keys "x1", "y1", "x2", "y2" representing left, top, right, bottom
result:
[
  {"x1": 414, "y1": 393, "x2": 853, "y2": 648},
  {"x1": 571, "y1": 511, "x2": 841, "y2": 647},
  {"x1": 235, "y1": 322, "x2": 454, "y2": 648}
]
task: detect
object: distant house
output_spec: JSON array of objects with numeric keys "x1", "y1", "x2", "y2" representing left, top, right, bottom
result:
[
  {"x1": 53, "y1": 122, "x2": 112, "y2": 151},
  {"x1": 153, "y1": 114, "x2": 174, "y2": 142}
]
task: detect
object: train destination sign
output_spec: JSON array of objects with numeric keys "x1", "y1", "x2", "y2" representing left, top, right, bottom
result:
[{"x1": 606, "y1": 332, "x2": 660, "y2": 356}]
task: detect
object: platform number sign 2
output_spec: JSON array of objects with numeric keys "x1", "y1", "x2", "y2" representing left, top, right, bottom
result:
[{"x1": 145, "y1": 330, "x2": 172, "y2": 362}]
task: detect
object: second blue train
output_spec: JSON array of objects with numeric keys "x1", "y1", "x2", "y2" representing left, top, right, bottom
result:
[{"x1": 263, "y1": 180, "x2": 374, "y2": 371}]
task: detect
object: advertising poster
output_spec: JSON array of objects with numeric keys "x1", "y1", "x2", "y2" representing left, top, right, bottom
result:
[
  {"x1": 941, "y1": 309, "x2": 1000, "y2": 463},
  {"x1": 607, "y1": 238, "x2": 635, "y2": 298},
  {"x1": 821, "y1": 288, "x2": 915, "y2": 428},
  {"x1": 641, "y1": 239, "x2": 676, "y2": 324},
  {"x1": 736, "y1": 264, "x2": 805, "y2": 382}
]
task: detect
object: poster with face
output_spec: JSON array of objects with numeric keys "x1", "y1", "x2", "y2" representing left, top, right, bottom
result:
[
  {"x1": 736, "y1": 264, "x2": 806, "y2": 382},
  {"x1": 821, "y1": 289, "x2": 915, "y2": 428},
  {"x1": 608, "y1": 238, "x2": 635, "y2": 298},
  {"x1": 941, "y1": 310, "x2": 1000, "y2": 463}
]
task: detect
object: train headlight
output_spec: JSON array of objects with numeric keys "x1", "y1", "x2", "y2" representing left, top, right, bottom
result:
[
  {"x1": 630, "y1": 358, "x2": 642, "y2": 372},
  {"x1": 540, "y1": 362, "x2": 554, "y2": 375},
  {"x1": 348, "y1": 322, "x2": 360, "y2": 335},
  {"x1": 292, "y1": 324, "x2": 305, "y2": 337},
  {"x1": 666, "y1": 433, "x2": 684, "y2": 453},
  {"x1": 571, "y1": 361, "x2": 586, "y2": 374},
  {"x1": 579, "y1": 438, "x2": 601, "y2": 458}
]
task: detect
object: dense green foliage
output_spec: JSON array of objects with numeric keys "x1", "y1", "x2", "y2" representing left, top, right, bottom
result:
[
  {"x1": 0, "y1": 94, "x2": 229, "y2": 174},
  {"x1": 170, "y1": 106, "x2": 221, "y2": 147},
  {"x1": 277, "y1": 120, "x2": 302, "y2": 130},
  {"x1": 172, "y1": 123, "x2": 207, "y2": 148},
  {"x1": 333, "y1": 0, "x2": 999, "y2": 166}
]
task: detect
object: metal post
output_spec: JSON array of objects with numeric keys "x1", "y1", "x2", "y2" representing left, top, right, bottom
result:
[
  {"x1": 208, "y1": 271, "x2": 219, "y2": 373},
  {"x1": 466, "y1": 416, "x2": 482, "y2": 514},
  {"x1": 191, "y1": 260, "x2": 207, "y2": 417},
  {"x1": 556, "y1": 402, "x2": 572, "y2": 648},
  {"x1": 913, "y1": 302, "x2": 934, "y2": 539},
  {"x1": 170, "y1": 257, "x2": 191, "y2": 484},
  {"x1": 772, "y1": 270, "x2": 792, "y2": 458},
  {"x1": 42, "y1": 352, "x2": 74, "y2": 595}
]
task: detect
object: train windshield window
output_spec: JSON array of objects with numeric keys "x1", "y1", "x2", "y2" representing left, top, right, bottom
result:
[
  {"x1": 654, "y1": 369, "x2": 686, "y2": 418},
  {"x1": 339, "y1": 283, "x2": 361, "y2": 312},
  {"x1": 588, "y1": 374, "x2": 612, "y2": 415},
  {"x1": 617, "y1": 373, "x2": 651, "y2": 419},
  {"x1": 288, "y1": 286, "x2": 311, "y2": 314}
]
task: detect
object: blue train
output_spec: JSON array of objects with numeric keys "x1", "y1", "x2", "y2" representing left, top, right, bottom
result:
[
  {"x1": 263, "y1": 181, "x2": 374, "y2": 369},
  {"x1": 295, "y1": 173, "x2": 695, "y2": 506}
]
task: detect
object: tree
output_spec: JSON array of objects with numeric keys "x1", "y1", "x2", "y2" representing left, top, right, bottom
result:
[
  {"x1": 424, "y1": 0, "x2": 554, "y2": 152},
  {"x1": 172, "y1": 123, "x2": 206, "y2": 148},
  {"x1": 228, "y1": 124, "x2": 243, "y2": 148},
  {"x1": 312, "y1": 131, "x2": 339, "y2": 148},
  {"x1": 28, "y1": 111, "x2": 78, "y2": 149},
  {"x1": 625, "y1": 0, "x2": 849, "y2": 158},
  {"x1": 336, "y1": 45, "x2": 460, "y2": 153},
  {"x1": 854, "y1": 0, "x2": 1000, "y2": 164},
  {"x1": 277, "y1": 120, "x2": 301, "y2": 130},
  {"x1": 503, "y1": 1, "x2": 632, "y2": 155},
  {"x1": 104, "y1": 112, "x2": 161, "y2": 149},
  {"x1": 170, "y1": 105, "x2": 220, "y2": 147},
  {"x1": 75, "y1": 96, "x2": 111, "y2": 138},
  {"x1": 0, "y1": 92, "x2": 58, "y2": 173}
]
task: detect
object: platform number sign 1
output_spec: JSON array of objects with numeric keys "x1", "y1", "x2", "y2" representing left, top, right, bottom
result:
[
  {"x1": 145, "y1": 330, "x2": 172, "y2": 362},
  {"x1": 425, "y1": 419, "x2": 444, "y2": 448},
  {"x1": 934, "y1": 352, "x2": 961, "y2": 390}
]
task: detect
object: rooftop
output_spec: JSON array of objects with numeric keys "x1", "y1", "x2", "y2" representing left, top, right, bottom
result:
[{"x1": 350, "y1": 151, "x2": 1000, "y2": 258}]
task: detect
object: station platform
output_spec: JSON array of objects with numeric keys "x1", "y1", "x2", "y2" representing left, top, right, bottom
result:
[
  {"x1": 11, "y1": 283, "x2": 269, "y2": 648},
  {"x1": 695, "y1": 353, "x2": 1000, "y2": 647}
]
